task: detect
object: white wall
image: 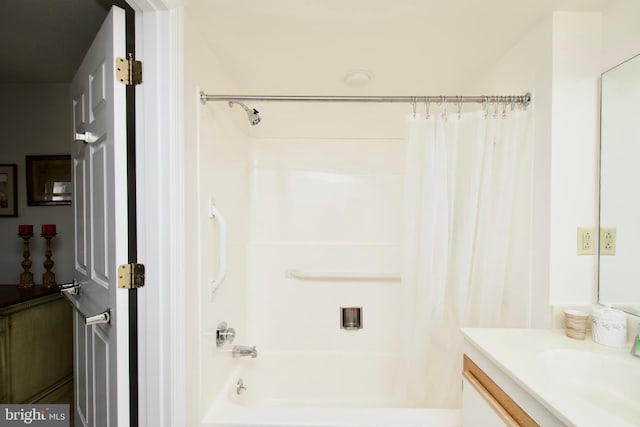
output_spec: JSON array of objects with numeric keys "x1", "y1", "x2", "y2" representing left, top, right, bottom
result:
[
  {"x1": 601, "y1": 0, "x2": 640, "y2": 72},
  {"x1": 545, "y1": 1, "x2": 640, "y2": 311},
  {"x1": 0, "y1": 84, "x2": 74, "y2": 286},
  {"x1": 548, "y1": 12, "x2": 602, "y2": 306}
]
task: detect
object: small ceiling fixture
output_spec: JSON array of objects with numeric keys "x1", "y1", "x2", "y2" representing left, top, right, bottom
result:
[{"x1": 344, "y1": 70, "x2": 373, "y2": 88}]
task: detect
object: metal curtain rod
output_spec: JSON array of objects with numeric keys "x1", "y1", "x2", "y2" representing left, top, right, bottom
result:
[{"x1": 200, "y1": 92, "x2": 532, "y2": 106}]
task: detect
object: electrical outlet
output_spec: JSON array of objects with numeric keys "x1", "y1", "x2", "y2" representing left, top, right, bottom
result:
[
  {"x1": 600, "y1": 227, "x2": 616, "y2": 255},
  {"x1": 577, "y1": 227, "x2": 594, "y2": 255}
]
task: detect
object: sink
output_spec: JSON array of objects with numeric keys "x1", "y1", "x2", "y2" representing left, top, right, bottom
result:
[{"x1": 539, "y1": 349, "x2": 640, "y2": 424}]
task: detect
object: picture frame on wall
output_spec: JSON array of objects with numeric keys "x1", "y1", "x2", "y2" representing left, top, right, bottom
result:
[
  {"x1": 26, "y1": 155, "x2": 72, "y2": 206},
  {"x1": 0, "y1": 164, "x2": 18, "y2": 217}
]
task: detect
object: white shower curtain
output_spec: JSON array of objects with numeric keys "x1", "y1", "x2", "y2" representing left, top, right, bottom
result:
[{"x1": 397, "y1": 109, "x2": 533, "y2": 408}]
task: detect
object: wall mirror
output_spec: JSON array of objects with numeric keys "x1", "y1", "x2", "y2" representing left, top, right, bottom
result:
[{"x1": 599, "y1": 52, "x2": 640, "y2": 315}]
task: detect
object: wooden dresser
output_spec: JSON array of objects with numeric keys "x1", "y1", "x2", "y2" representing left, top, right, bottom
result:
[{"x1": 0, "y1": 285, "x2": 73, "y2": 403}]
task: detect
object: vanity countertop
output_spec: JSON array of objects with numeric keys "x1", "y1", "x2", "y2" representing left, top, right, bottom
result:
[{"x1": 461, "y1": 328, "x2": 639, "y2": 427}]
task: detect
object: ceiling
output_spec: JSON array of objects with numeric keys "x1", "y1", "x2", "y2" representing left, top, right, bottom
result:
[
  {"x1": 190, "y1": 0, "x2": 615, "y2": 94},
  {"x1": 0, "y1": 0, "x2": 109, "y2": 83},
  {"x1": 0, "y1": 0, "x2": 615, "y2": 87}
]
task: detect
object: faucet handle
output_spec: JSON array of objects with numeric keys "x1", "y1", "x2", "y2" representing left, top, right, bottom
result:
[{"x1": 216, "y1": 322, "x2": 236, "y2": 348}]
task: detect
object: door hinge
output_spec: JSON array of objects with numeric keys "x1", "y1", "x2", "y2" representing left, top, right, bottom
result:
[
  {"x1": 116, "y1": 55, "x2": 142, "y2": 86},
  {"x1": 118, "y1": 263, "x2": 145, "y2": 289}
]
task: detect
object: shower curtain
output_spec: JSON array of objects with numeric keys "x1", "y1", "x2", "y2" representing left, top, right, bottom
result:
[{"x1": 397, "y1": 108, "x2": 533, "y2": 408}]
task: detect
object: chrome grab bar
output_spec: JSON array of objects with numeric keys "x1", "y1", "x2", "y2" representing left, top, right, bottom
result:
[
  {"x1": 59, "y1": 285, "x2": 112, "y2": 326},
  {"x1": 209, "y1": 200, "x2": 228, "y2": 299}
]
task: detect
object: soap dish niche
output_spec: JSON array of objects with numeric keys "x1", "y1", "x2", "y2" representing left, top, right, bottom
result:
[{"x1": 340, "y1": 307, "x2": 362, "y2": 331}]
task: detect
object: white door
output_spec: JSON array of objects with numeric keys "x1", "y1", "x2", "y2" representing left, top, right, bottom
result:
[{"x1": 69, "y1": 6, "x2": 131, "y2": 427}]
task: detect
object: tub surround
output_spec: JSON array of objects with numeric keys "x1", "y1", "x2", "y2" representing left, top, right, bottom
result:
[
  {"x1": 462, "y1": 328, "x2": 639, "y2": 427},
  {"x1": 202, "y1": 352, "x2": 461, "y2": 427}
]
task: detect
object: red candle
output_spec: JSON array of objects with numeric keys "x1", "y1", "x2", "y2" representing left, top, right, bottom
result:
[
  {"x1": 41, "y1": 224, "x2": 57, "y2": 235},
  {"x1": 18, "y1": 224, "x2": 33, "y2": 236}
]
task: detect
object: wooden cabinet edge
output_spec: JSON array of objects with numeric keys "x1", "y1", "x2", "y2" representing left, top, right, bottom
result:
[{"x1": 463, "y1": 354, "x2": 539, "y2": 427}]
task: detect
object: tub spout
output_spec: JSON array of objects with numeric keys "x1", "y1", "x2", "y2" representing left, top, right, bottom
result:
[{"x1": 232, "y1": 345, "x2": 257, "y2": 358}]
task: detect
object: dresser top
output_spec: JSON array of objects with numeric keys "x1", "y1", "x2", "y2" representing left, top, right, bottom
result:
[{"x1": 0, "y1": 285, "x2": 59, "y2": 309}]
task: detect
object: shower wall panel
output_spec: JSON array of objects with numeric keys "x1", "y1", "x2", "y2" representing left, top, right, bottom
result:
[
  {"x1": 247, "y1": 137, "x2": 404, "y2": 353},
  {"x1": 196, "y1": 105, "x2": 251, "y2": 409},
  {"x1": 184, "y1": 15, "x2": 253, "y2": 419}
]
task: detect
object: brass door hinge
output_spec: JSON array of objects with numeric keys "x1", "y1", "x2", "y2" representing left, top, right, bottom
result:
[
  {"x1": 118, "y1": 263, "x2": 145, "y2": 289},
  {"x1": 116, "y1": 55, "x2": 142, "y2": 86}
]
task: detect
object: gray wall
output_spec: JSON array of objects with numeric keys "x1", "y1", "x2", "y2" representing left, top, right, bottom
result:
[{"x1": 0, "y1": 84, "x2": 74, "y2": 285}]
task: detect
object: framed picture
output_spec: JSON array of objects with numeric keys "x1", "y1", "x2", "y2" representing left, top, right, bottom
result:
[
  {"x1": 26, "y1": 155, "x2": 72, "y2": 206},
  {"x1": 0, "y1": 164, "x2": 18, "y2": 216}
]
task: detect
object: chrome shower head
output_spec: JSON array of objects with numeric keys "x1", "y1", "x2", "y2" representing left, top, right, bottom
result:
[{"x1": 228, "y1": 101, "x2": 261, "y2": 126}]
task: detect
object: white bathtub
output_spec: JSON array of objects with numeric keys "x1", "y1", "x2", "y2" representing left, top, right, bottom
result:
[{"x1": 202, "y1": 352, "x2": 461, "y2": 427}]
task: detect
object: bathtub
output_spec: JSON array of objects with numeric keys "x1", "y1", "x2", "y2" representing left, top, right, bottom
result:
[{"x1": 202, "y1": 352, "x2": 461, "y2": 427}]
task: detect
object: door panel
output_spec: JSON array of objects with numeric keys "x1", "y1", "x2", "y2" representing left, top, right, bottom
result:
[
  {"x1": 74, "y1": 158, "x2": 87, "y2": 272},
  {"x1": 75, "y1": 316, "x2": 88, "y2": 425},
  {"x1": 91, "y1": 144, "x2": 109, "y2": 286},
  {"x1": 93, "y1": 329, "x2": 110, "y2": 426},
  {"x1": 70, "y1": 6, "x2": 129, "y2": 427}
]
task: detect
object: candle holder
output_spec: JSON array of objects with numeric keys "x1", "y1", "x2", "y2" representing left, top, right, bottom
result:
[
  {"x1": 18, "y1": 235, "x2": 34, "y2": 288},
  {"x1": 41, "y1": 233, "x2": 57, "y2": 289}
]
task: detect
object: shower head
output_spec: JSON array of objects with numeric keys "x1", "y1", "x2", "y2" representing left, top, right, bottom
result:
[{"x1": 228, "y1": 101, "x2": 261, "y2": 126}]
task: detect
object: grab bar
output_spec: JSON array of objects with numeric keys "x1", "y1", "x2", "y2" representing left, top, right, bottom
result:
[
  {"x1": 209, "y1": 200, "x2": 228, "y2": 298},
  {"x1": 60, "y1": 290, "x2": 112, "y2": 326},
  {"x1": 286, "y1": 269, "x2": 400, "y2": 281}
]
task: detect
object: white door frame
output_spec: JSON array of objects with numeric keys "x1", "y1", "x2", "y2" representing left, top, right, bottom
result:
[{"x1": 124, "y1": 1, "x2": 185, "y2": 426}]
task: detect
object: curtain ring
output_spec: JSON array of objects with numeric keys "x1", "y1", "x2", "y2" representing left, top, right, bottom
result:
[
  {"x1": 457, "y1": 96, "x2": 463, "y2": 120},
  {"x1": 493, "y1": 99, "x2": 499, "y2": 118},
  {"x1": 425, "y1": 97, "x2": 430, "y2": 119},
  {"x1": 411, "y1": 97, "x2": 417, "y2": 118},
  {"x1": 441, "y1": 95, "x2": 447, "y2": 118},
  {"x1": 483, "y1": 96, "x2": 489, "y2": 119}
]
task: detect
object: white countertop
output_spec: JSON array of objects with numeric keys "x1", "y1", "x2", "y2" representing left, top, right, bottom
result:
[{"x1": 461, "y1": 328, "x2": 640, "y2": 427}]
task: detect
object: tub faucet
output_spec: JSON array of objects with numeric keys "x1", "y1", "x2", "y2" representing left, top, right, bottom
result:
[{"x1": 232, "y1": 345, "x2": 257, "y2": 358}]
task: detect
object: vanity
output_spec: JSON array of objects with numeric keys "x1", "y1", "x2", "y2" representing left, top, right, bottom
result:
[{"x1": 462, "y1": 328, "x2": 638, "y2": 427}]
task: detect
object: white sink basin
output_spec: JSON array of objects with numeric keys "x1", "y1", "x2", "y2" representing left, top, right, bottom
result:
[{"x1": 539, "y1": 349, "x2": 640, "y2": 424}]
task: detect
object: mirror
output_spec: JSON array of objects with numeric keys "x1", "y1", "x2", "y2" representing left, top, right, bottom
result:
[{"x1": 599, "y1": 53, "x2": 640, "y2": 315}]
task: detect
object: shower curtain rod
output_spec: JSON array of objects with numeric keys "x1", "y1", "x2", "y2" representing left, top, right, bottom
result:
[{"x1": 199, "y1": 92, "x2": 532, "y2": 106}]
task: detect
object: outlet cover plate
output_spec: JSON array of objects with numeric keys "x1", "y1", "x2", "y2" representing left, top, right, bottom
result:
[
  {"x1": 577, "y1": 227, "x2": 594, "y2": 255},
  {"x1": 600, "y1": 227, "x2": 616, "y2": 255}
]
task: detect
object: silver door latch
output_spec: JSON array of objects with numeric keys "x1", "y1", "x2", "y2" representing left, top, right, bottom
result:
[{"x1": 74, "y1": 132, "x2": 98, "y2": 144}]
